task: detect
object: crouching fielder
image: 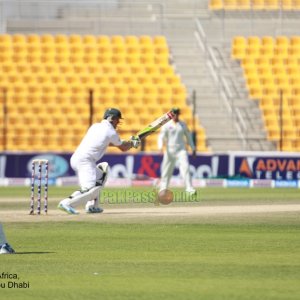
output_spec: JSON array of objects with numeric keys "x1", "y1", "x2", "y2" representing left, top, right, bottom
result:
[{"x1": 58, "y1": 108, "x2": 140, "y2": 214}]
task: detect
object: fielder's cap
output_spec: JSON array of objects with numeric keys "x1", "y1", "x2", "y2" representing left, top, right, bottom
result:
[
  {"x1": 103, "y1": 108, "x2": 123, "y2": 119},
  {"x1": 171, "y1": 107, "x2": 180, "y2": 115}
]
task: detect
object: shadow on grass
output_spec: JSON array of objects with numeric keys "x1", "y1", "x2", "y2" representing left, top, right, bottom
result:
[
  {"x1": 104, "y1": 212, "x2": 187, "y2": 215},
  {"x1": 15, "y1": 252, "x2": 55, "y2": 255}
]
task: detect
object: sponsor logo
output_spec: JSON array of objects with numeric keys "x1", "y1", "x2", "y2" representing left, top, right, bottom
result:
[
  {"x1": 251, "y1": 179, "x2": 273, "y2": 188},
  {"x1": 238, "y1": 157, "x2": 300, "y2": 180},
  {"x1": 226, "y1": 179, "x2": 250, "y2": 188},
  {"x1": 274, "y1": 180, "x2": 298, "y2": 188},
  {"x1": 27, "y1": 154, "x2": 69, "y2": 178}
]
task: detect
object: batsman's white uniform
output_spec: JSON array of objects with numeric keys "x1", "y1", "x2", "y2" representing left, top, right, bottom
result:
[
  {"x1": 158, "y1": 120, "x2": 196, "y2": 193},
  {"x1": 61, "y1": 119, "x2": 122, "y2": 209}
]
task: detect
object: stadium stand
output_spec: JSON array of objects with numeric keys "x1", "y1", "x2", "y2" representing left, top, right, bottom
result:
[
  {"x1": 0, "y1": 34, "x2": 207, "y2": 153},
  {"x1": 209, "y1": 0, "x2": 300, "y2": 10},
  {"x1": 232, "y1": 35, "x2": 300, "y2": 151}
]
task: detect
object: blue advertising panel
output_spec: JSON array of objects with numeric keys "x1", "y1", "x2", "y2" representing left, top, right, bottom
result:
[
  {"x1": 234, "y1": 153, "x2": 300, "y2": 180},
  {"x1": 0, "y1": 152, "x2": 229, "y2": 179},
  {"x1": 2, "y1": 151, "x2": 300, "y2": 182}
]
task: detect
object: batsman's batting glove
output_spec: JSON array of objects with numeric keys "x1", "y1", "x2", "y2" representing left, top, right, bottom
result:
[{"x1": 130, "y1": 136, "x2": 141, "y2": 149}]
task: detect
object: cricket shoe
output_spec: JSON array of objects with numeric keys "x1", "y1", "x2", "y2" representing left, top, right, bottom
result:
[
  {"x1": 186, "y1": 189, "x2": 197, "y2": 196},
  {"x1": 85, "y1": 206, "x2": 104, "y2": 214},
  {"x1": 57, "y1": 203, "x2": 79, "y2": 215},
  {"x1": 0, "y1": 243, "x2": 15, "y2": 254}
]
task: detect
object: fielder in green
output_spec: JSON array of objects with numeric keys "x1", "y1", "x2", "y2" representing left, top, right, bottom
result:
[{"x1": 158, "y1": 107, "x2": 197, "y2": 195}]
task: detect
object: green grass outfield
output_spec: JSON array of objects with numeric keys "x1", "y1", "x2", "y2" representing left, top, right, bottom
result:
[{"x1": 1, "y1": 187, "x2": 300, "y2": 300}]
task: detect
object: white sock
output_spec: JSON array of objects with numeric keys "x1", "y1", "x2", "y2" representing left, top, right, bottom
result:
[{"x1": 85, "y1": 195, "x2": 100, "y2": 210}]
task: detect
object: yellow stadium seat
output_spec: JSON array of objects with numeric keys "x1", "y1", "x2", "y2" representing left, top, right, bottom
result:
[
  {"x1": 122, "y1": 73, "x2": 136, "y2": 85},
  {"x1": 247, "y1": 49, "x2": 260, "y2": 59},
  {"x1": 125, "y1": 35, "x2": 139, "y2": 45},
  {"x1": 261, "y1": 36, "x2": 274, "y2": 47},
  {"x1": 159, "y1": 65, "x2": 175, "y2": 76},
  {"x1": 58, "y1": 63, "x2": 72, "y2": 74},
  {"x1": 154, "y1": 42, "x2": 169, "y2": 56},
  {"x1": 260, "y1": 46, "x2": 274, "y2": 58},
  {"x1": 83, "y1": 35, "x2": 97, "y2": 45},
  {"x1": 55, "y1": 52, "x2": 69, "y2": 64},
  {"x1": 267, "y1": 127, "x2": 280, "y2": 141},
  {"x1": 12, "y1": 34, "x2": 26, "y2": 44},
  {"x1": 0, "y1": 34, "x2": 12, "y2": 44},
  {"x1": 274, "y1": 47, "x2": 289, "y2": 59},
  {"x1": 209, "y1": 0, "x2": 223, "y2": 10},
  {"x1": 293, "y1": 0, "x2": 300, "y2": 9},
  {"x1": 144, "y1": 65, "x2": 160, "y2": 76},
  {"x1": 288, "y1": 47, "x2": 300, "y2": 57},
  {"x1": 111, "y1": 53, "x2": 126, "y2": 64},
  {"x1": 83, "y1": 40, "x2": 97, "y2": 53},
  {"x1": 0, "y1": 62, "x2": 14, "y2": 74},
  {"x1": 40, "y1": 34, "x2": 55, "y2": 44},
  {"x1": 223, "y1": 0, "x2": 238, "y2": 10},
  {"x1": 54, "y1": 34, "x2": 68, "y2": 44},
  {"x1": 0, "y1": 53, "x2": 12, "y2": 65},
  {"x1": 69, "y1": 34, "x2": 82, "y2": 45},
  {"x1": 282, "y1": 0, "x2": 293, "y2": 10},
  {"x1": 126, "y1": 53, "x2": 140, "y2": 65},
  {"x1": 247, "y1": 36, "x2": 261, "y2": 47},
  {"x1": 41, "y1": 52, "x2": 55, "y2": 64},
  {"x1": 246, "y1": 75, "x2": 260, "y2": 89},
  {"x1": 278, "y1": 140, "x2": 294, "y2": 151},
  {"x1": 276, "y1": 36, "x2": 289, "y2": 48},
  {"x1": 111, "y1": 35, "x2": 124, "y2": 45},
  {"x1": 282, "y1": 127, "x2": 298, "y2": 140},
  {"x1": 97, "y1": 35, "x2": 110, "y2": 45},
  {"x1": 290, "y1": 36, "x2": 300, "y2": 47},
  {"x1": 243, "y1": 65, "x2": 260, "y2": 81},
  {"x1": 139, "y1": 35, "x2": 152, "y2": 45},
  {"x1": 249, "y1": 83, "x2": 263, "y2": 99},
  {"x1": 236, "y1": 0, "x2": 250, "y2": 9},
  {"x1": 150, "y1": 75, "x2": 165, "y2": 85},
  {"x1": 252, "y1": 0, "x2": 265, "y2": 10},
  {"x1": 232, "y1": 36, "x2": 247, "y2": 60},
  {"x1": 125, "y1": 36, "x2": 140, "y2": 53},
  {"x1": 55, "y1": 40, "x2": 69, "y2": 52},
  {"x1": 12, "y1": 51, "x2": 27, "y2": 64},
  {"x1": 260, "y1": 37, "x2": 274, "y2": 58},
  {"x1": 26, "y1": 50, "x2": 41, "y2": 63},
  {"x1": 290, "y1": 76, "x2": 300, "y2": 88},
  {"x1": 153, "y1": 35, "x2": 167, "y2": 47},
  {"x1": 264, "y1": 0, "x2": 279, "y2": 10},
  {"x1": 140, "y1": 52, "x2": 155, "y2": 65},
  {"x1": 78, "y1": 73, "x2": 94, "y2": 87}
]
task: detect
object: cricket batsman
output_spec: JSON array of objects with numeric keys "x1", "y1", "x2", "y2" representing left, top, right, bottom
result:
[
  {"x1": 158, "y1": 107, "x2": 196, "y2": 195},
  {"x1": 58, "y1": 108, "x2": 140, "y2": 214}
]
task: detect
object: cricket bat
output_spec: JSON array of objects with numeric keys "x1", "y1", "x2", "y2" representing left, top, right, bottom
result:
[{"x1": 134, "y1": 110, "x2": 175, "y2": 140}]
